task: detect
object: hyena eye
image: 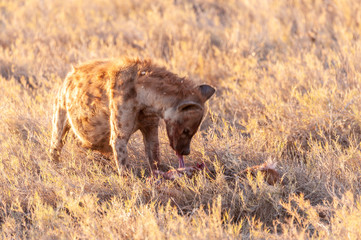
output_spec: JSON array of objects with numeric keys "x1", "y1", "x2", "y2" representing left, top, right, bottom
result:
[{"x1": 183, "y1": 129, "x2": 190, "y2": 135}]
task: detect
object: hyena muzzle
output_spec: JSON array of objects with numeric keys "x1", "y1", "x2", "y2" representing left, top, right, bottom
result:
[{"x1": 50, "y1": 58, "x2": 215, "y2": 174}]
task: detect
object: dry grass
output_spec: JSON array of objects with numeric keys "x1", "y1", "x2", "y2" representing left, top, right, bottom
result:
[{"x1": 1, "y1": 0, "x2": 361, "y2": 238}]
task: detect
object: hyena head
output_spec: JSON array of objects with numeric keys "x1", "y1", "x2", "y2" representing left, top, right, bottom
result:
[{"x1": 164, "y1": 84, "x2": 215, "y2": 156}]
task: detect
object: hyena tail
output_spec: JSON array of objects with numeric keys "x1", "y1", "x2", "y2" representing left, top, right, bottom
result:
[{"x1": 50, "y1": 92, "x2": 70, "y2": 162}]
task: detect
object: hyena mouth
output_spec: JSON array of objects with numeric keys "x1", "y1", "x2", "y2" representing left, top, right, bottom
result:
[{"x1": 177, "y1": 153, "x2": 185, "y2": 168}]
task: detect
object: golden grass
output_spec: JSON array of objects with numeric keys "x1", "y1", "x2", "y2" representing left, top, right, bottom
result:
[{"x1": 1, "y1": 0, "x2": 361, "y2": 238}]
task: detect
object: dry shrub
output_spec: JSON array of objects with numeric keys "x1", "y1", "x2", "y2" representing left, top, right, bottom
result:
[
  {"x1": 0, "y1": 59, "x2": 37, "y2": 90},
  {"x1": 284, "y1": 114, "x2": 361, "y2": 160}
]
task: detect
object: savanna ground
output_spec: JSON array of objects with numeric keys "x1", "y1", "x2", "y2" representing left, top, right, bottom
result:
[{"x1": 1, "y1": 0, "x2": 361, "y2": 239}]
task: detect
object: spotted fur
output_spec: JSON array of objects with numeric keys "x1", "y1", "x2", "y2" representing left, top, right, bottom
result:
[{"x1": 50, "y1": 58, "x2": 215, "y2": 174}]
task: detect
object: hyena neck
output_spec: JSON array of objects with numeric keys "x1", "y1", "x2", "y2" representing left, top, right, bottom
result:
[{"x1": 137, "y1": 87, "x2": 179, "y2": 118}]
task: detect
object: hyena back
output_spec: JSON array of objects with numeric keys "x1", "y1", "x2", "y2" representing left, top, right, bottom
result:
[{"x1": 50, "y1": 58, "x2": 215, "y2": 174}]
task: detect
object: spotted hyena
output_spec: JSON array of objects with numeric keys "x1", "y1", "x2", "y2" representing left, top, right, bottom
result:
[{"x1": 50, "y1": 58, "x2": 215, "y2": 174}]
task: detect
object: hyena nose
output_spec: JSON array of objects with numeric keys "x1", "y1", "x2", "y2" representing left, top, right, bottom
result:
[{"x1": 181, "y1": 148, "x2": 190, "y2": 155}]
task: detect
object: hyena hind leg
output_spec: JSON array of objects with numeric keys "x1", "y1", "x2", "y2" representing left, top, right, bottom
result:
[{"x1": 50, "y1": 101, "x2": 70, "y2": 162}]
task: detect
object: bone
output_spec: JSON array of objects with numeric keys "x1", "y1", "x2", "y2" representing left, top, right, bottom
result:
[{"x1": 240, "y1": 162, "x2": 281, "y2": 185}]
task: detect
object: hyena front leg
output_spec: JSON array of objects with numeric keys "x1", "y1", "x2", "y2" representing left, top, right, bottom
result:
[
  {"x1": 50, "y1": 97, "x2": 70, "y2": 162},
  {"x1": 141, "y1": 127, "x2": 160, "y2": 170},
  {"x1": 139, "y1": 118, "x2": 160, "y2": 172},
  {"x1": 109, "y1": 105, "x2": 136, "y2": 175}
]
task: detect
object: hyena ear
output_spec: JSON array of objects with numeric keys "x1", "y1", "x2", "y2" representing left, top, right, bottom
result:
[
  {"x1": 198, "y1": 84, "x2": 215, "y2": 100},
  {"x1": 177, "y1": 101, "x2": 203, "y2": 112}
]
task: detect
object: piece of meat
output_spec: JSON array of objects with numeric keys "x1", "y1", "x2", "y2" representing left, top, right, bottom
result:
[{"x1": 154, "y1": 162, "x2": 205, "y2": 181}]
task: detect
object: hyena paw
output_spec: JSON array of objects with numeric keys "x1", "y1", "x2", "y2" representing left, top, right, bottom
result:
[{"x1": 50, "y1": 148, "x2": 60, "y2": 162}]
